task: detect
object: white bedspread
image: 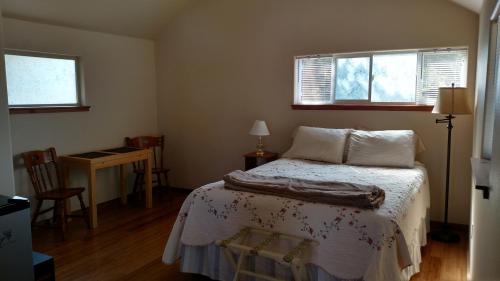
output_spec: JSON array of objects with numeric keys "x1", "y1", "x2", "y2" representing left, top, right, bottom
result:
[{"x1": 163, "y1": 159, "x2": 430, "y2": 281}]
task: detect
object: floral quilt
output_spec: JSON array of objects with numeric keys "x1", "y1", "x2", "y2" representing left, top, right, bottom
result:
[{"x1": 163, "y1": 159, "x2": 430, "y2": 281}]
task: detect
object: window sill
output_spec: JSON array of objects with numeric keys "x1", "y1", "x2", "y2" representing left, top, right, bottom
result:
[
  {"x1": 9, "y1": 106, "x2": 91, "y2": 114},
  {"x1": 291, "y1": 104, "x2": 434, "y2": 112}
]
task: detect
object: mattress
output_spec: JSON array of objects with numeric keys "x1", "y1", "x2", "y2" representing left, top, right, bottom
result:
[{"x1": 163, "y1": 158, "x2": 430, "y2": 281}]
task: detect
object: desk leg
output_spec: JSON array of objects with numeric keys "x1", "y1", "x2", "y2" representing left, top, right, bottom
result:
[
  {"x1": 145, "y1": 151, "x2": 153, "y2": 208},
  {"x1": 120, "y1": 164, "x2": 128, "y2": 205},
  {"x1": 62, "y1": 163, "x2": 72, "y2": 216},
  {"x1": 87, "y1": 167, "x2": 98, "y2": 228}
]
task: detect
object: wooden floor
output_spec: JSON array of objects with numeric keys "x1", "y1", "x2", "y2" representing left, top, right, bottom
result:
[{"x1": 32, "y1": 189, "x2": 467, "y2": 281}]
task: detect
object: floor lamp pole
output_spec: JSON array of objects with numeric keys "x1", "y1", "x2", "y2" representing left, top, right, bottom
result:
[
  {"x1": 444, "y1": 114, "x2": 453, "y2": 225},
  {"x1": 432, "y1": 113, "x2": 460, "y2": 243}
]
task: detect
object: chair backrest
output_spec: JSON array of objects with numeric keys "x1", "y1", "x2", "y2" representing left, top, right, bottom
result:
[
  {"x1": 125, "y1": 135, "x2": 165, "y2": 170},
  {"x1": 22, "y1": 147, "x2": 62, "y2": 197}
]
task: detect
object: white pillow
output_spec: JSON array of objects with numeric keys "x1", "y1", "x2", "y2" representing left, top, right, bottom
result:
[
  {"x1": 346, "y1": 130, "x2": 416, "y2": 168},
  {"x1": 353, "y1": 125, "x2": 426, "y2": 155},
  {"x1": 283, "y1": 126, "x2": 351, "y2": 163}
]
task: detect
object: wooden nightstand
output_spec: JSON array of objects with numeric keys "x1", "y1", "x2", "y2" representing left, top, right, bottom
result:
[{"x1": 244, "y1": 151, "x2": 279, "y2": 171}]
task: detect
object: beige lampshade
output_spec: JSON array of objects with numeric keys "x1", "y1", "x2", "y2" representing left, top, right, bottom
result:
[
  {"x1": 432, "y1": 87, "x2": 472, "y2": 115},
  {"x1": 249, "y1": 120, "x2": 270, "y2": 136}
]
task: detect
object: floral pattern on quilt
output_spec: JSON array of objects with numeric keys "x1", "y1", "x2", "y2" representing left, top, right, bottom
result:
[{"x1": 168, "y1": 159, "x2": 429, "y2": 281}]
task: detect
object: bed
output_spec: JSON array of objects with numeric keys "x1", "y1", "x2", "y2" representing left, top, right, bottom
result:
[{"x1": 162, "y1": 157, "x2": 430, "y2": 281}]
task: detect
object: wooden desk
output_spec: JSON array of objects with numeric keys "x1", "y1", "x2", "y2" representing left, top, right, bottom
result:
[{"x1": 59, "y1": 147, "x2": 153, "y2": 228}]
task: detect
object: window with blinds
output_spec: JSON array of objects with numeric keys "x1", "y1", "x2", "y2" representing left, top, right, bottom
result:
[
  {"x1": 295, "y1": 56, "x2": 333, "y2": 104},
  {"x1": 418, "y1": 49, "x2": 468, "y2": 105},
  {"x1": 294, "y1": 48, "x2": 468, "y2": 106}
]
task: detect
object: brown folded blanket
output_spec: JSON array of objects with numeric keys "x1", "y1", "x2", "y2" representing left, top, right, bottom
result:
[{"x1": 223, "y1": 170, "x2": 385, "y2": 209}]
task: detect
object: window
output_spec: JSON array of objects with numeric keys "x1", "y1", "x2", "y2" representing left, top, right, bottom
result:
[
  {"x1": 294, "y1": 48, "x2": 468, "y2": 106},
  {"x1": 5, "y1": 50, "x2": 82, "y2": 108},
  {"x1": 335, "y1": 57, "x2": 370, "y2": 100}
]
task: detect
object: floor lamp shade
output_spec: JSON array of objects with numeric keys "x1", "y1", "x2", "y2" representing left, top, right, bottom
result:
[{"x1": 432, "y1": 87, "x2": 472, "y2": 115}]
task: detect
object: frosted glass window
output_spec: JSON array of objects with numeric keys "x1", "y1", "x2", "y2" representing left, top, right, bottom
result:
[
  {"x1": 335, "y1": 57, "x2": 370, "y2": 100},
  {"x1": 372, "y1": 53, "x2": 418, "y2": 102},
  {"x1": 5, "y1": 53, "x2": 80, "y2": 106}
]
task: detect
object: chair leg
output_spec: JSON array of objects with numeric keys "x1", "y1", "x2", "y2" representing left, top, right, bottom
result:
[
  {"x1": 52, "y1": 201, "x2": 58, "y2": 224},
  {"x1": 132, "y1": 174, "x2": 140, "y2": 194},
  {"x1": 137, "y1": 173, "x2": 145, "y2": 200},
  {"x1": 31, "y1": 199, "x2": 43, "y2": 225},
  {"x1": 77, "y1": 194, "x2": 91, "y2": 229},
  {"x1": 58, "y1": 200, "x2": 67, "y2": 240},
  {"x1": 163, "y1": 171, "x2": 172, "y2": 201},
  {"x1": 156, "y1": 172, "x2": 162, "y2": 188},
  {"x1": 163, "y1": 171, "x2": 170, "y2": 188}
]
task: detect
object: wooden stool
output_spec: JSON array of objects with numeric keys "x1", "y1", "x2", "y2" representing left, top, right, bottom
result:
[{"x1": 216, "y1": 227, "x2": 317, "y2": 281}]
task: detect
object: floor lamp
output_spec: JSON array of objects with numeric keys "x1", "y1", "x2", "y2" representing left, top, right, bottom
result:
[{"x1": 431, "y1": 84, "x2": 472, "y2": 243}]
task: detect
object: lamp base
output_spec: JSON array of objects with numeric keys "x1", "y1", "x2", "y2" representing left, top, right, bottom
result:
[
  {"x1": 256, "y1": 136, "x2": 264, "y2": 157},
  {"x1": 431, "y1": 227, "x2": 460, "y2": 243}
]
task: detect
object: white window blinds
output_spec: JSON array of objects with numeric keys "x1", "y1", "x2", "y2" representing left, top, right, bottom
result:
[
  {"x1": 295, "y1": 56, "x2": 333, "y2": 104},
  {"x1": 418, "y1": 49, "x2": 468, "y2": 105}
]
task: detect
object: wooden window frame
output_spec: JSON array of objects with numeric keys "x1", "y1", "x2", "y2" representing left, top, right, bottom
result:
[{"x1": 9, "y1": 106, "x2": 91, "y2": 114}]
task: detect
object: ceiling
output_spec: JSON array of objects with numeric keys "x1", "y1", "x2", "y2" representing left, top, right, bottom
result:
[
  {"x1": 0, "y1": 0, "x2": 484, "y2": 40},
  {"x1": 0, "y1": 0, "x2": 193, "y2": 39},
  {"x1": 451, "y1": 0, "x2": 484, "y2": 13}
]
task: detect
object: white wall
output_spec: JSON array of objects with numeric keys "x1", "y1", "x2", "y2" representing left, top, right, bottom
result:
[
  {"x1": 155, "y1": 0, "x2": 479, "y2": 225},
  {"x1": 470, "y1": 0, "x2": 500, "y2": 279},
  {"x1": 3, "y1": 18, "x2": 158, "y2": 206},
  {"x1": 0, "y1": 10, "x2": 15, "y2": 196}
]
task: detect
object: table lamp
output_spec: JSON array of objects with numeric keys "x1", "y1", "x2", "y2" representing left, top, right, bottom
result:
[
  {"x1": 249, "y1": 120, "x2": 270, "y2": 157},
  {"x1": 431, "y1": 83, "x2": 471, "y2": 243}
]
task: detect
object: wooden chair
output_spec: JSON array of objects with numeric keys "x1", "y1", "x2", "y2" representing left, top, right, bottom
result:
[
  {"x1": 22, "y1": 147, "x2": 90, "y2": 239},
  {"x1": 125, "y1": 135, "x2": 170, "y2": 195}
]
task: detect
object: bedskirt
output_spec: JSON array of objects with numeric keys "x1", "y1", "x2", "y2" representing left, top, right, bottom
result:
[{"x1": 178, "y1": 213, "x2": 429, "y2": 281}]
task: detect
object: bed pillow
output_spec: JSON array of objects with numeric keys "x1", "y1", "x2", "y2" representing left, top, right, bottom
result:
[
  {"x1": 346, "y1": 130, "x2": 416, "y2": 168},
  {"x1": 351, "y1": 126, "x2": 426, "y2": 155},
  {"x1": 283, "y1": 126, "x2": 350, "y2": 163}
]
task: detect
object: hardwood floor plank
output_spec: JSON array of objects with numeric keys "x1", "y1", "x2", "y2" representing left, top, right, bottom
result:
[
  {"x1": 31, "y1": 189, "x2": 467, "y2": 281},
  {"x1": 410, "y1": 232, "x2": 468, "y2": 281}
]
